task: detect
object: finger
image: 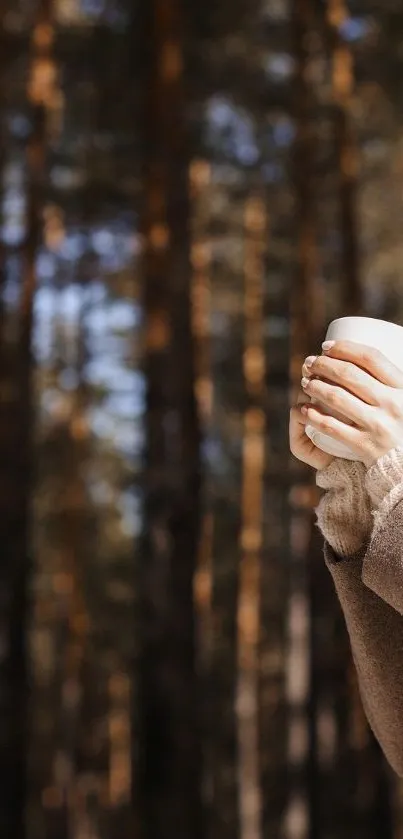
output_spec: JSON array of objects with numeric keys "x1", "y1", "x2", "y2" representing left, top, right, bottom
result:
[
  {"x1": 296, "y1": 388, "x2": 311, "y2": 407},
  {"x1": 322, "y1": 340, "x2": 403, "y2": 388},
  {"x1": 302, "y1": 354, "x2": 387, "y2": 406},
  {"x1": 290, "y1": 404, "x2": 308, "y2": 428},
  {"x1": 301, "y1": 376, "x2": 374, "y2": 428},
  {"x1": 301, "y1": 403, "x2": 364, "y2": 456}
]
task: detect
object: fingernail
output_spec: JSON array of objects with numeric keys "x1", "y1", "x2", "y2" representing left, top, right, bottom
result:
[
  {"x1": 301, "y1": 377, "x2": 310, "y2": 388},
  {"x1": 322, "y1": 340, "x2": 335, "y2": 352},
  {"x1": 304, "y1": 355, "x2": 316, "y2": 369},
  {"x1": 300, "y1": 404, "x2": 308, "y2": 414}
]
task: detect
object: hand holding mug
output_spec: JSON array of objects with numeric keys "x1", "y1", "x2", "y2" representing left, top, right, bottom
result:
[
  {"x1": 289, "y1": 389, "x2": 334, "y2": 471},
  {"x1": 300, "y1": 340, "x2": 403, "y2": 468}
]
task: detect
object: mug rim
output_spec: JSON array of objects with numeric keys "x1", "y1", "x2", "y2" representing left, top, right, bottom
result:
[{"x1": 328, "y1": 316, "x2": 403, "y2": 331}]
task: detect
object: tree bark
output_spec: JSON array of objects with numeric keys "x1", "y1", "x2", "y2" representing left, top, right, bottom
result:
[{"x1": 137, "y1": 3, "x2": 203, "y2": 838}]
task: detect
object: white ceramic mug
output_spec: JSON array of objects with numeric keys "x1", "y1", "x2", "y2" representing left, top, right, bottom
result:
[{"x1": 305, "y1": 316, "x2": 403, "y2": 460}]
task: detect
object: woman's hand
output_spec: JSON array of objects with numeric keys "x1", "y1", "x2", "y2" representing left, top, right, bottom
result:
[
  {"x1": 289, "y1": 390, "x2": 334, "y2": 470},
  {"x1": 300, "y1": 340, "x2": 403, "y2": 468}
]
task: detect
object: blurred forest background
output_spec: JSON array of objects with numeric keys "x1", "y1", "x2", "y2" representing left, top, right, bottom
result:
[{"x1": 1, "y1": 0, "x2": 403, "y2": 837}]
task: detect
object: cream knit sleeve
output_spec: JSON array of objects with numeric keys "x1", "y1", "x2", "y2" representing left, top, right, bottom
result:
[
  {"x1": 315, "y1": 460, "x2": 372, "y2": 557},
  {"x1": 365, "y1": 447, "x2": 403, "y2": 533},
  {"x1": 316, "y1": 447, "x2": 403, "y2": 560}
]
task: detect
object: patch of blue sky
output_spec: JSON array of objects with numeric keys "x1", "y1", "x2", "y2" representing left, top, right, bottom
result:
[
  {"x1": 104, "y1": 390, "x2": 144, "y2": 421},
  {"x1": 7, "y1": 113, "x2": 31, "y2": 141},
  {"x1": 80, "y1": 0, "x2": 129, "y2": 28},
  {"x1": 272, "y1": 116, "x2": 295, "y2": 148},
  {"x1": 36, "y1": 251, "x2": 58, "y2": 283},
  {"x1": 84, "y1": 358, "x2": 143, "y2": 395},
  {"x1": 202, "y1": 436, "x2": 230, "y2": 477},
  {"x1": 206, "y1": 96, "x2": 259, "y2": 166},
  {"x1": 87, "y1": 335, "x2": 131, "y2": 362},
  {"x1": 60, "y1": 284, "x2": 87, "y2": 321},
  {"x1": 90, "y1": 226, "x2": 139, "y2": 261},
  {"x1": 264, "y1": 52, "x2": 295, "y2": 82},
  {"x1": 118, "y1": 489, "x2": 142, "y2": 538},
  {"x1": 88, "y1": 406, "x2": 144, "y2": 457},
  {"x1": 58, "y1": 368, "x2": 80, "y2": 391},
  {"x1": 2, "y1": 219, "x2": 25, "y2": 246},
  {"x1": 85, "y1": 300, "x2": 141, "y2": 336},
  {"x1": 1, "y1": 254, "x2": 22, "y2": 307},
  {"x1": 3, "y1": 187, "x2": 25, "y2": 218},
  {"x1": 339, "y1": 17, "x2": 372, "y2": 42},
  {"x1": 56, "y1": 232, "x2": 89, "y2": 262},
  {"x1": 261, "y1": 161, "x2": 285, "y2": 184},
  {"x1": 81, "y1": 0, "x2": 106, "y2": 16},
  {"x1": 33, "y1": 324, "x2": 54, "y2": 364}
]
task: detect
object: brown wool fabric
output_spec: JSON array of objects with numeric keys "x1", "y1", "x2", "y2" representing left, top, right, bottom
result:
[{"x1": 315, "y1": 448, "x2": 403, "y2": 776}]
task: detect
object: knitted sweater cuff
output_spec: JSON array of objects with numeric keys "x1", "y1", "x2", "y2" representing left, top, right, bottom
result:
[
  {"x1": 365, "y1": 447, "x2": 403, "y2": 507},
  {"x1": 365, "y1": 447, "x2": 403, "y2": 532},
  {"x1": 315, "y1": 459, "x2": 372, "y2": 558}
]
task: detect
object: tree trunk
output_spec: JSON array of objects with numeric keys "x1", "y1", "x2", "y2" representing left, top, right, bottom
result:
[
  {"x1": 138, "y1": 2, "x2": 203, "y2": 838},
  {"x1": 290, "y1": 3, "x2": 325, "y2": 838},
  {"x1": 0, "y1": 4, "x2": 50, "y2": 834}
]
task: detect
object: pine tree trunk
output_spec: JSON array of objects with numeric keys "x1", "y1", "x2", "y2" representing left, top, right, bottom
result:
[{"x1": 138, "y1": 3, "x2": 203, "y2": 838}]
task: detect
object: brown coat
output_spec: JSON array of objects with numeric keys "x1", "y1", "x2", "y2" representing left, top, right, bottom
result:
[{"x1": 325, "y1": 498, "x2": 403, "y2": 775}]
